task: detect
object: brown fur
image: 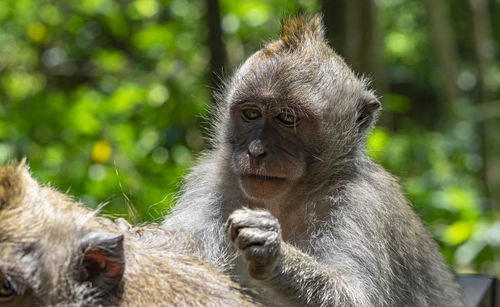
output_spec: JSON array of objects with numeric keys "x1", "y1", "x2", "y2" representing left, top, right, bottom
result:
[
  {"x1": 164, "y1": 14, "x2": 464, "y2": 306},
  {"x1": 0, "y1": 162, "x2": 255, "y2": 306}
]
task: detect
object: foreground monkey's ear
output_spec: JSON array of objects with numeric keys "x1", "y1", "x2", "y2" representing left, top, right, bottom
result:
[
  {"x1": 357, "y1": 91, "x2": 381, "y2": 133},
  {"x1": 77, "y1": 232, "x2": 125, "y2": 294},
  {"x1": 0, "y1": 161, "x2": 31, "y2": 210}
]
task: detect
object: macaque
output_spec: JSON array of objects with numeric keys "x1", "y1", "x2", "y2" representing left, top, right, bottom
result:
[
  {"x1": 163, "y1": 14, "x2": 464, "y2": 306},
  {"x1": 0, "y1": 162, "x2": 255, "y2": 306}
]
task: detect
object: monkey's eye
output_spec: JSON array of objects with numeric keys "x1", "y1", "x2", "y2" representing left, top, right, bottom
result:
[
  {"x1": 0, "y1": 279, "x2": 16, "y2": 302},
  {"x1": 276, "y1": 111, "x2": 299, "y2": 127},
  {"x1": 242, "y1": 109, "x2": 261, "y2": 121}
]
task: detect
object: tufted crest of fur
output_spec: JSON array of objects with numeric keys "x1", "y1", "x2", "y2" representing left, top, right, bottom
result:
[
  {"x1": 280, "y1": 14, "x2": 325, "y2": 49},
  {"x1": 261, "y1": 13, "x2": 326, "y2": 55}
]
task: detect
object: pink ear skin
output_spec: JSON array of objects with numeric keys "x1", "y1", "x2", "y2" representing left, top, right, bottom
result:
[{"x1": 77, "y1": 232, "x2": 125, "y2": 295}]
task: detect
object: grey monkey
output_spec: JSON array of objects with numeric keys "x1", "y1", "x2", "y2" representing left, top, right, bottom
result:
[{"x1": 163, "y1": 14, "x2": 463, "y2": 306}]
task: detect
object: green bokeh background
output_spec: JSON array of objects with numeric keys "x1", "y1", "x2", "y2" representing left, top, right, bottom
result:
[{"x1": 1, "y1": 0, "x2": 499, "y2": 276}]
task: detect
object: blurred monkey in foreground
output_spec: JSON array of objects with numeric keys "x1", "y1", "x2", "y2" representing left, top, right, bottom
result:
[{"x1": 0, "y1": 162, "x2": 255, "y2": 306}]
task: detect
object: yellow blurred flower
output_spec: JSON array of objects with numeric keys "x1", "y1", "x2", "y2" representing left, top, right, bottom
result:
[{"x1": 92, "y1": 140, "x2": 112, "y2": 163}]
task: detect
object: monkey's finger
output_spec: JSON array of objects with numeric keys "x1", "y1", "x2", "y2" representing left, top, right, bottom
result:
[
  {"x1": 226, "y1": 212, "x2": 280, "y2": 234},
  {"x1": 225, "y1": 216, "x2": 242, "y2": 242},
  {"x1": 234, "y1": 227, "x2": 269, "y2": 250},
  {"x1": 227, "y1": 220, "x2": 279, "y2": 243},
  {"x1": 226, "y1": 216, "x2": 251, "y2": 242},
  {"x1": 226, "y1": 220, "x2": 241, "y2": 242}
]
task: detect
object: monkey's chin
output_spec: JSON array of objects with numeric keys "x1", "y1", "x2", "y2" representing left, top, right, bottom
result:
[{"x1": 239, "y1": 175, "x2": 290, "y2": 200}]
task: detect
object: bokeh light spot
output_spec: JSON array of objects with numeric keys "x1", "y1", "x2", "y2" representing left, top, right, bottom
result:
[{"x1": 92, "y1": 140, "x2": 112, "y2": 163}]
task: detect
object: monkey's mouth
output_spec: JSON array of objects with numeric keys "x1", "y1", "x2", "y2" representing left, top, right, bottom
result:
[
  {"x1": 239, "y1": 174, "x2": 289, "y2": 200},
  {"x1": 241, "y1": 174, "x2": 286, "y2": 182}
]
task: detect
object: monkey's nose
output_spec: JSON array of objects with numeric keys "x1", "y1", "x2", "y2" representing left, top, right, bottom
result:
[{"x1": 248, "y1": 139, "x2": 266, "y2": 159}]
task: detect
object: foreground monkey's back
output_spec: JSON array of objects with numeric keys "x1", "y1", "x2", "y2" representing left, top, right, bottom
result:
[
  {"x1": 117, "y1": 225, "x2": 256, "y2": 306},
  {"x1": 0, "y1": 162, "x2": 255, "y2": 306},
  {"x1": 164, "y1": 14, "x2": 464, "y2": 306}
]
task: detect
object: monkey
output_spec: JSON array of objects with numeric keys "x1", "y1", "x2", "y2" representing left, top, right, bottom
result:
[
  {"x1": 162, "y1": 14, "x2": 464, "y2": 306},
  {"x1": 0, "y1": 162, "x2": 256, "y2": 306}
]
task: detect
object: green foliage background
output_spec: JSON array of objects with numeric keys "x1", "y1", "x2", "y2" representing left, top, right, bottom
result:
[{"x1": 1, "y1": 0, "x2": 499, "y2": 276}]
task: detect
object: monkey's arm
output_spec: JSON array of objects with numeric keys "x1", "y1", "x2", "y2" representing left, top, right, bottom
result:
[
  {"x1": 271, "y1": 243, "x2": 369, "y2": 306},
  {"x1": 226, "y1": 208, "x2": 370, "y2": 306}
]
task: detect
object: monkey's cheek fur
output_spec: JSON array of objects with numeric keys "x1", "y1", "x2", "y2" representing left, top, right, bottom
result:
[{"x1": 239, "y1": 176, "x2": 290, "y2": 200}]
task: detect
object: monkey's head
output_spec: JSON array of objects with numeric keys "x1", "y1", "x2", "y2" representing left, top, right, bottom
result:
[
  {"x1": 219, "y1": 14, "x2": 381, "y2": 201},
  {"x1": 0, "y1": 162, "x2": 124, "y2": 306}
]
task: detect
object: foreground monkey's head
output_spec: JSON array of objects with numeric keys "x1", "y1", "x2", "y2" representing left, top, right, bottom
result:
[
  {"x1": 0, "y1": 163, "x2": 256, "y2": 307},
  {"x1": 217, "y1": 14, "x2": 381, "y2": 201},
  {"x1": 0, "y1": 162, "x2": 124, "y2": 306}
]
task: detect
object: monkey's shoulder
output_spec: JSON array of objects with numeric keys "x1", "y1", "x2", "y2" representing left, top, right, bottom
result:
[{"x1": 322, "y1": 161, "x2": 430, "y2": 239}]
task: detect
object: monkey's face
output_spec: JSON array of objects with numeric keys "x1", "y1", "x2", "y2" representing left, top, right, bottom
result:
[
  {"x1": 222, "y1": 18, "x2": 381, "y2": 201},
  {"x1": 229, "y1": 99, "x2": 318, "y2": 200}
]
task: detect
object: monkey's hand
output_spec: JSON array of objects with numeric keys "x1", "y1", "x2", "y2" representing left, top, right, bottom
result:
[{"x1": 225, "y1": 208, "x2": 282, "y2": 280}]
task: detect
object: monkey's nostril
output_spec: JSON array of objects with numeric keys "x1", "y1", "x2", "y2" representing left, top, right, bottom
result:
[
  {"x1": 248, "y1": 151, "x2": 267, "y2": 159},
  {"x1": 248, "y1": 140, "x2": 266, "y2": 158}
]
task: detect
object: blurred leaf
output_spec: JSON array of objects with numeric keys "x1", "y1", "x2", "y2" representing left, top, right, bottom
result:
[
  {"x1": 93, "y1": 50, "x2": 127, "y2": 73},
  {"x1": 27, "y1": 22, "x2": 47, "y2": 42},
  {"x1": 107, "y1": 83, "x2": 145, "y2": 113},
  {"x1": 367, "y1": 128, "x2": 389, "y2": 161},
  {"x1": 385, "y1": 94, "x2": 411, "y2": 113},
  {"x1": 443, "y1": 220, "x2": 475, "y2": 245}
]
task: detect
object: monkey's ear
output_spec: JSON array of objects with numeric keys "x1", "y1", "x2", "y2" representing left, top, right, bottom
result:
[
  {"x1": 77, "y1": 232, "x2": 125, "y2": 294},
  {"x1": 0, "y1": 161, "x2": 32, "y2": 210},
  {"x1": 357, "y1": 91, "x2": 381, "y2": 132}
]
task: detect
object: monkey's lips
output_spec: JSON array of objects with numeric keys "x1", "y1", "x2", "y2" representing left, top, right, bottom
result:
[{"x1": 239, "y1": 174, "x2": 289, "y2": 200}]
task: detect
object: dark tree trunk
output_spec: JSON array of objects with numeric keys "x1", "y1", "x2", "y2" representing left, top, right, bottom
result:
[
  {"x1": 205, "y1": 0, "x2": 226, "y2": 92},
  {"x1": 425, "y1": 0, "x2": 461, "y2": 105},
  {"x1": 322, "y1": 0, "x2": 347, "y2": 57},
  {"x1": 468, "y1": 0, "x2": 498, "y2": 210},
  {"x1": 323, "y1": 0, "x2": 389, "y2": 126},
  {"x1": 322, "y1": 0, "x2": 385, "y2": 90}
]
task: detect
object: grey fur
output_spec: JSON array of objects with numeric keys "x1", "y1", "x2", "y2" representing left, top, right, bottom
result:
[{"x1": 163, "y1": 14, "x2": 463, "y2": 306}]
